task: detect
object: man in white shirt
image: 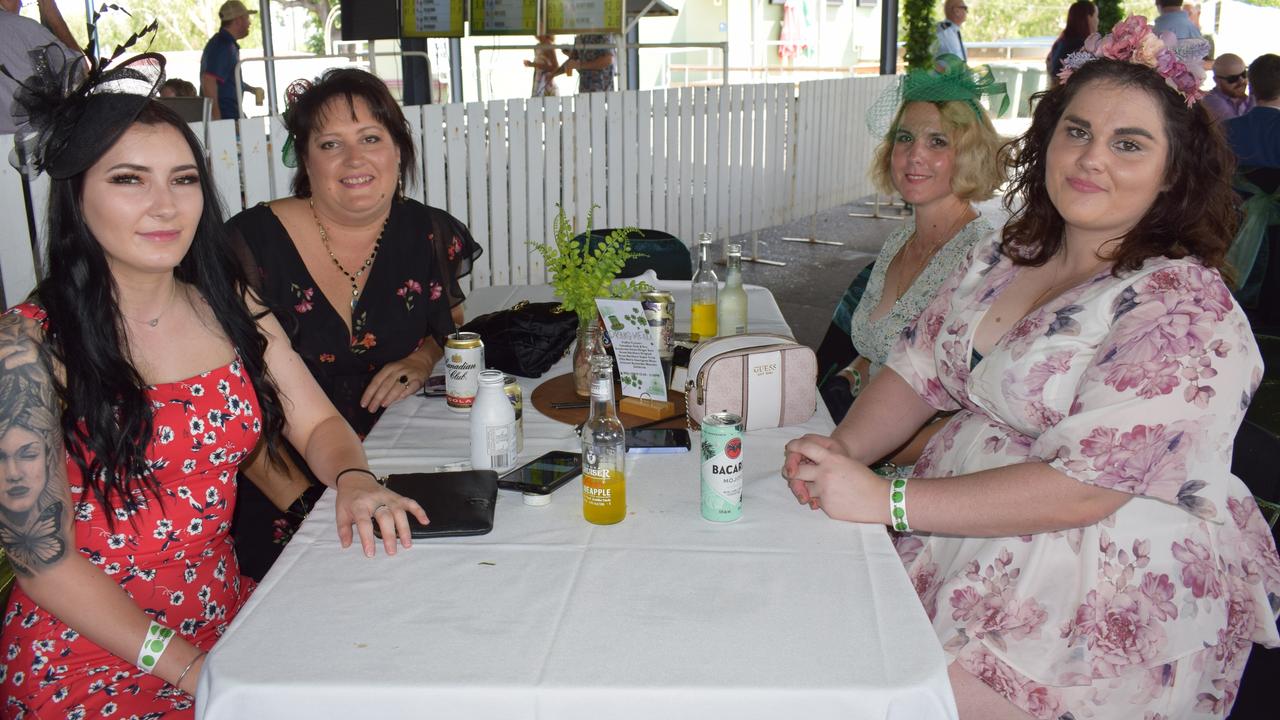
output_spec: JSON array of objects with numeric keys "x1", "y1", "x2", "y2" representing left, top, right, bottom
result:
[{"x1": 935, "y1": 0, "x2": 969, "y2": 62}]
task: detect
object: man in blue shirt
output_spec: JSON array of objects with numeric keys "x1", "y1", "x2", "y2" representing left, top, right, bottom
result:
[
  {"x1": 934, "y1": 0, "x2": 968, "y2": 62},
  {"x1": 200, "y1": 1, "x2": 264, "y2": 120},
  {"x1": 1227, "y1": 54, "x2": 1280, "y2": 170},
  {"x1": 1152, "y1": 0, "x2": 1201, "y2": 41}
]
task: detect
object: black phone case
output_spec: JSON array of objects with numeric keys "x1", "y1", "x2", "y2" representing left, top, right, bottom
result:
[{"x1": 373, "y1": 470, "x2": 498, "y2": 539}]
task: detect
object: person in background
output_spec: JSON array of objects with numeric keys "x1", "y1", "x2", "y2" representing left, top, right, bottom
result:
[
  {"x1": 200, "y1": 0, "x2": 265, "y2": 120},
  {"x1": 160, "y1": 77, "x2": 198, "y2": 98},
  {"x1": 934, "y1": 0, "x2": 969, "y2": 63},
  {"x1": 786, "y1": 16, "x2": 1278, "y2": 720},
  {"x1": 227, "y1": 69, "x2": 482, "y2": 580},
  {"x1": 0, "y1": 45, "x2": 425, "y2": 716},
  {"x1": 1152, "y1": 0, "x2": 1201, "y2": 40},
  {"x1": 0, "y1": 0, "x2": 81, "y2": 135},
  {"x1": 554, "y1": 34, "x2": 616, "y2": 93},
  {"x1": 820, "y1": 55, "x2": 1007, "y2": 434},
  {"x1": 1047, "y1": 1, "x2": 1098, "y2": 85},
  {"x1": 524, "y1": 34, "x2": 559, "y2": 97},
  {"x1": 1227, "y1": 53, "x2": 1280, "y2": 170},
  {"x1": 1203, "y1": 53, "x2": 1254, "y2": 122}
]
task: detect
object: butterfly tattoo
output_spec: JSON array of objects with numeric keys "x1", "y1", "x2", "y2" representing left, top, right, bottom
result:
[{"x1": 0, "y1": 502, "x2": 67, "y2": 576}]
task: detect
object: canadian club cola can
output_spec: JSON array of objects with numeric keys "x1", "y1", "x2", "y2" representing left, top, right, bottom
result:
[
  {"x1": 700, "y1": 412, "x2": 744, "y2": 522},
  {"x1": 445, "y1": 332, "x2": 484, "y2": 412}
]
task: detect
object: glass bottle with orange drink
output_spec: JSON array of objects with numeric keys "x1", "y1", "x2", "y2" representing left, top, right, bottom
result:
[
  {"x1": 582, "y1": 356, "x2": 626, "y2": 524},
  {"x1": 690, "y1": 233, "x2": 718, "y2": 340}
]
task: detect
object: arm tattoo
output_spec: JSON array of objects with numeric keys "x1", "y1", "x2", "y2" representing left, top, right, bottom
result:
[{"x1": 0, "y1": 315, "x2": 71, "y2": 576}]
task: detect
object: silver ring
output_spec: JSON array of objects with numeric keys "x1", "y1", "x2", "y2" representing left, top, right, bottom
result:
[{"x1": 372, "y1": 503, "x2": 389, "y2": 515}]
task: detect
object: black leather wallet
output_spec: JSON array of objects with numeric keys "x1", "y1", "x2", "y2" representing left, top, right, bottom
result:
[{"x1": 372, "y1": 470, "x2": 498, "y2": 538}]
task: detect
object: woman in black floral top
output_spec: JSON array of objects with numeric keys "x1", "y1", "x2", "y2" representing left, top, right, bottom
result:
[{"x1": 227, "y1": 69, "x2": 481, "y2": 578}]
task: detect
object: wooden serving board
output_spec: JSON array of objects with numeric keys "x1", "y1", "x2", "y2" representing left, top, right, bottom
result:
[{"x1": 529, "y1": 373, "x2": 689, "y2": 429}]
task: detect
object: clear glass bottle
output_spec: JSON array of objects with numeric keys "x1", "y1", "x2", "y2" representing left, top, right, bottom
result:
[
  {"x1": 690, "y1": 232, "x2": 719, "y2": 341},
  {"x1": 470, "y1": 370, "x2": 517, "y2": 472},
  {"x1": 717, "y1": 243, "x2": 748, "y2": 336},
  {"x1": 581, "y1": 356, "x2": 626, "y2": 525}
]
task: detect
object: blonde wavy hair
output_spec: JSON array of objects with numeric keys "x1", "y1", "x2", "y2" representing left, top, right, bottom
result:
[{"x1": 869, "y1": 100, "x2": 1009, "y2": 202}]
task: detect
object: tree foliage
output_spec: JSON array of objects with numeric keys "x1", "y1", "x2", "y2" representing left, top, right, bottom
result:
[
  {"x1": 1097, "y1": 0, "x2": 1124, "y2": 34},
  {"x1": 902, "y1": 0, "x2": 937, "y2": 71},
  {"x1": 913, "y1": 1, "x2": 1166, "y2": 45}
]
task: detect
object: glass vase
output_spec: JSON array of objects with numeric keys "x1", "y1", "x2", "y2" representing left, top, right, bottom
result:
[{"x1": 572, "y1": 323, "x2": 602, "y2": 397}]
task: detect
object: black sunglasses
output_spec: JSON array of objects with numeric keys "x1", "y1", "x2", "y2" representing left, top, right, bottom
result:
[{"x1": 1218, "y1": 70, "x2": 1248, "y2": 83}]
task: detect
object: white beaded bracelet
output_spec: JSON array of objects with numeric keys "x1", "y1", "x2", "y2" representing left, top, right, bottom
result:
[
  {"x1": 136, "y1": 621, "x2": 175, "y2": 674},
  {"x1": 889, "y1": 476, "x2": 911, "y2": 532}
]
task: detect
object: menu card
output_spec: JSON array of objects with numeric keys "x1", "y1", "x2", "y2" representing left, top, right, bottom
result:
[
  {"x1": 402, "y1": 0, "x2": 465, "y2": 38},
  {"x1": 595, "y1": 299, "x2": 667, "y2": 401},
  {"x1": 471, "y1": 0, "x2": 538, "y2": 35},
  {"x1": 545, "y1": 0, "x2": 623, "y2": 34}
]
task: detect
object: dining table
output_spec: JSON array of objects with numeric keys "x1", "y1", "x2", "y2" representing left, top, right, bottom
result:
[{"x1": 196, "y1": 280, "x2": 958, "y2": 720}]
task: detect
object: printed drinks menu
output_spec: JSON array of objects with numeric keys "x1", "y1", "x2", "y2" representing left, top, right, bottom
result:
[
  {"x1": 471, "y1": 0, "x2": 538, "y2": 35},
  {"x1": 545, "y1": 0, "x2": 623, "y2": 34},
  {"x1": 402, "y1": 0, "x2": 465, "y2": 38},
  {"x1": 595, "y1": 299, "x2": 667, "y2": 401}
]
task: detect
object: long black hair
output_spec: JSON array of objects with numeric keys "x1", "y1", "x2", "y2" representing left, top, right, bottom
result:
[{"x1": 33, "y1": 100, "x2": 286, "y2": 516}]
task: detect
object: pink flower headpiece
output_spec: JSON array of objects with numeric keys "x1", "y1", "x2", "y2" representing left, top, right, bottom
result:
[{"x1": 1057, "y1": 15, "x2": 1209, "y2": 107}]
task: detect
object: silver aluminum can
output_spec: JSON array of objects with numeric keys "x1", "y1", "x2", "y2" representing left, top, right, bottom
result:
[
  {"x1": 503, "y1": 374, "x2": 524, "y2": 453},
  {"x1": 700, "y1": 412, "x2": 744, "y2": 522},
  {"x1": 640, "y1": 291, "x2": 675, "y2": 360},
  {"x1": 445, "y1": 332, "x2": 484, "y2": 412}
]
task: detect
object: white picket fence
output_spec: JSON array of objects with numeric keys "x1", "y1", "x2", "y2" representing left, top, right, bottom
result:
[{"x1": 0, "y1": 75, "x2": 893, "y2": 307}]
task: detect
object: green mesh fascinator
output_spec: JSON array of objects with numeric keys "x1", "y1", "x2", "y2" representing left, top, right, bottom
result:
[{"x1": 865, "y1": 55, "x2": 1010, "y2": 138}]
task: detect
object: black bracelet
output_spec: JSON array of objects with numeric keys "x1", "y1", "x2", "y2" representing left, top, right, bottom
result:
[{"x1": 334, "y1": 467, "x2": 377, "y2": 487}]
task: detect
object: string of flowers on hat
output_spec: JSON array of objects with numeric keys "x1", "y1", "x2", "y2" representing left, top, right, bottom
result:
[{"x1": 1057, "y1": 15, "x2": 1209, "y2": 107}]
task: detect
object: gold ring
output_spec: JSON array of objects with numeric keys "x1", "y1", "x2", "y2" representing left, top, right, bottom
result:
[{"x1": 398, "y1": 374, "x2": 409, "y2": 385}]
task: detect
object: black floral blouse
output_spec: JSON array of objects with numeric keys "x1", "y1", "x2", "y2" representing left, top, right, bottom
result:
[{"x1": 228, "y1": 199, "x2": 482, "y2": 436}]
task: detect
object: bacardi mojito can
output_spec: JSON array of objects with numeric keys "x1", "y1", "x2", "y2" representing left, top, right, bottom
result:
[{"x1": 700, "y1": 412, "x2": 744, "y2": 522}]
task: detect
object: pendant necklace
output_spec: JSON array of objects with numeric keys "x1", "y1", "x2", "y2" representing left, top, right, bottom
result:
[
  {"x1": 310, "y1": 198, "x2": 389, "y2": 310},
  {"x1": 122, "y1": 281, "x2": 178, "y2": 328}
]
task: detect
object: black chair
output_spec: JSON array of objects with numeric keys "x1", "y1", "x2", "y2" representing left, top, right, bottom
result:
[
  {"x1": 573, "y1": 228, "x2": 692, "y2": 280},
  {"x1": 1227, "y1": 418, "x2": 1280, "y2": 719},
  {"x1": 816, "y1": 261, "x2": 876, "y2": 423}
]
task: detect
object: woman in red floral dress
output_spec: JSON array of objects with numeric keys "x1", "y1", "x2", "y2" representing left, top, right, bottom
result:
[{"x1": 0, "y1": 51, "x2": 427, "y2": 719}]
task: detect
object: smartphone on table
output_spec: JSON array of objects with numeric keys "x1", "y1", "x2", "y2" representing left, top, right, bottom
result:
[
  {"x1": 497, "y1": 451, "x2": 582, "y2": 494},
  {"x1": 421, "y1": 375, "x2": 447, "y2": 397},
  {"x1": 626, "y1": 428, "x2": 692, "y2": 454}
]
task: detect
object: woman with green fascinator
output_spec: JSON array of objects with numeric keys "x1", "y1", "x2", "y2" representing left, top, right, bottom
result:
[{"x1": 822, "y1": 55, "x2": 1009, "y2": 455}]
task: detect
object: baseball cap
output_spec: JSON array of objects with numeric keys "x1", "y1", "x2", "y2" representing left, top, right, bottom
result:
[{"x1": 218, "y1": 1, "x2": 257, "y2": 22}]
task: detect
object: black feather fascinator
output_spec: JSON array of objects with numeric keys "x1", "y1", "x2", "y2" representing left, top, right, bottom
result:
[{"x1": 3, "y1": 5, "x2": 163, "y2": 179}]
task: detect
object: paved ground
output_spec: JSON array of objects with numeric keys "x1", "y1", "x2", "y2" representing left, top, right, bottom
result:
[{"x1": 724, "y1": 196, "x2": 907, "y2": 350}]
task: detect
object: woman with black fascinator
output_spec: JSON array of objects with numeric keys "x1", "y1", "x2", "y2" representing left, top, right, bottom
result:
[{"x1": 0, "y1": 40, "x2": 427, "y2": 715}]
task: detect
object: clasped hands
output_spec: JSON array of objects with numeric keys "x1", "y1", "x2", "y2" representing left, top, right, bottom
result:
[{"x1": 782, "y1": 434, "x2": 889, "y2": 524}]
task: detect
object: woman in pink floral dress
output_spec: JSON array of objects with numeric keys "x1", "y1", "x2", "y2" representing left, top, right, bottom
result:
[{"x1": 784, "y1": 18, "x2": 1280, "y2": 720}]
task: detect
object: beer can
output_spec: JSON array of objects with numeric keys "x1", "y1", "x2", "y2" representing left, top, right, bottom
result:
[
  {"x1": 640, "y1": 291, "x2": 675, "y2": 359},
  {"x1": 700, "y1": 412, "x2": 744, "y2": 522},
  {"x1": 445, "y1": 332, "x2": 484, "y2": 412},
  {"x1": 503, "y1": 374, "x2": 524, "y2": 453}
]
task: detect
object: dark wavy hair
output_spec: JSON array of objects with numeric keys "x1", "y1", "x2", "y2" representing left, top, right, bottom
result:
[
  {"x1": 1060, "y1": 1, "x2": 1096, "y2": 42},
  {"x1": 1002, "y1": 58, "x2": 1238, "y2": 274},
  {"x1": 286, "y1": 68, "x2": 417, "y2": 198},
  {"x1": 33, "y1": 100, "x2": 286, "y2": 517}
]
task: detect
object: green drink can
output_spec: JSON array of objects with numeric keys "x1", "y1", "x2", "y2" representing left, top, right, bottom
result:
[{"x1": 700, "y1": 412, "x2": 744, "y2": 522}]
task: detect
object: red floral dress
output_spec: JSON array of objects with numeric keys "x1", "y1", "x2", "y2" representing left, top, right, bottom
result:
[{"x1": 1, "y1": 306, "x2": 258, "y2": 719}]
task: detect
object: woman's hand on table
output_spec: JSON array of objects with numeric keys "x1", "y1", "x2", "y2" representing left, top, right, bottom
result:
[
  {"x1": 784, "y1": 435, "x2": 888, "y2": 524},
  {"x1": 361, "y1": 354, "x2": 432, "y2": 410},
  {"x1": 334, "y1": 472, "x2": 430, "y2": 557}
]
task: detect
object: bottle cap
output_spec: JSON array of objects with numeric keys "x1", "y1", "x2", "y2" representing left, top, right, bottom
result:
[{"x1": 523, "y1": 491, "x2": 552, "y2": 507}]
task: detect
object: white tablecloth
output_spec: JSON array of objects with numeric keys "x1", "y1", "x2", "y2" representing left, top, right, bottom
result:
[{"x1": 197, "y1": 281, "x2": 956, "y2": 720}]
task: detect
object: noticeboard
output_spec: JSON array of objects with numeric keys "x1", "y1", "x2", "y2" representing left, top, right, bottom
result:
[
  {"x1": 544, "y1": 0, "x2": 623, "y2": 35},
  {"x1": 470, "y1": 0, "x2": 539, "y2": 35},
  {"x1": 402, "y1": 0, "x2": 467, "y2": 38}
]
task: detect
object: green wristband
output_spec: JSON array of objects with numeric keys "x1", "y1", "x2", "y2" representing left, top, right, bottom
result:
[
  {"x1": 889, "y1": 476, "x2": 911, "y2": 533},
  {"x1": 136, "y1": 620, "x2": 175, "y2": 673}
]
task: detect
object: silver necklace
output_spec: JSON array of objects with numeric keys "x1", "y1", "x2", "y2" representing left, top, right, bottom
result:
[
  {"x1": 122, "y1": 281, "x2": 178, "y2": 328},
  {"x1": 309, "y1": 198, "x2": 388, "y2": 310}
]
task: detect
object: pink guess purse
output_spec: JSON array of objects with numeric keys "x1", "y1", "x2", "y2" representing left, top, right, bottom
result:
[{"x1": 684, "y1": 334, "x2": 817, "y2": 431}]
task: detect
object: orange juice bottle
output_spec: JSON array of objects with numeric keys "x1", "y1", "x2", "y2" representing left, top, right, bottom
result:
[
  {"x1": 582, "y1": 356, "x2": 627, "y2": 524},
  {"x1": 690, "y1": 233, "x2": 718, "y2": 340}
]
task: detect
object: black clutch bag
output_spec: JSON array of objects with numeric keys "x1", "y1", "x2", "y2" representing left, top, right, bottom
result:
[
  {"x1": 373, "y1": 470, "x2": 497, "y2": 539},
  {"x1": 458, "y1": 300, "x2": 578, "y2": 377}
]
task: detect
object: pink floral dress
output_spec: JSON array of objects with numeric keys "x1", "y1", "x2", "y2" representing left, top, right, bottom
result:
[{"x1": 887, "y1": 237, "x2": 1280, "y2": 719}]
